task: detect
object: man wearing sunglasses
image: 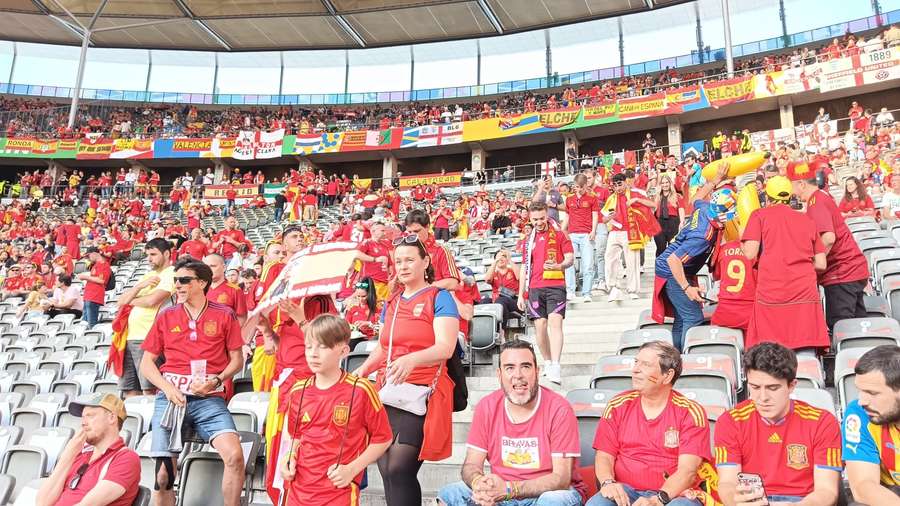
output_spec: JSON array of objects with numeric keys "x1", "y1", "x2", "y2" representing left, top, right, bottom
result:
[
  {"x1": 37, "y1": 393, "x2": 140, "y2": 506},
  {"x1": 140, "y1": 258, "x2": 246, "y2": 506}
]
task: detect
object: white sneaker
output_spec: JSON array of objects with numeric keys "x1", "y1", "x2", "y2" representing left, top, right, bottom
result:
[
  {"x1": 594, "y1": 282, "x2": 608, "y2": 294},
  {"x1": 629, "y1": 292, "x2": 639, "y2": 300},
  {"x1": 607, "y1": 287, "x2": 623, "y2": 302},
  {"x1": 581, "y1": 295, "x2": 592, "y2": 303},
  {"x1": 546, "y1": 362, "x2": 562, "y2": 385},
  {"x1": 566, "y1": 293, "x2": 576, "y2": 302}
]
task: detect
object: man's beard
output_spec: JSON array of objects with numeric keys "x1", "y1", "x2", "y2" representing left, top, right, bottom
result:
[
  {"x1": 503, "y1": 381, "x2": 538, "y2": 407},
  {"x1": 866, "y1": 397, "x2": 900, "y2": 425}
]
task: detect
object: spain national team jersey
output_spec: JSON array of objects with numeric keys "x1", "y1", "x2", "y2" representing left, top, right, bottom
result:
[
  {"x1": 141, "y1": 301, "x2": 244, "y2": 398},
  {"x1": 283, "y1": 373, "x2": 393, "y2": 506},
  {"x1": 715, "y1": 399, "x2": 842, "y2": 497},
  {"x1": 593, "y1": 390, "x2": 711, "y2": 491},
  {"x1": 711, "y1": 240, "x2": 756, "y2": 330},
  {"x1": 206, "y1": 281, "x2": 248, "y2": 318},
  {"x1": 842, "y1": 399, "x2": 900, "y2": 487}
]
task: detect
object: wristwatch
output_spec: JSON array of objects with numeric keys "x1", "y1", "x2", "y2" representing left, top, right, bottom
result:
[
  {"x1": 656, "y1": 490, "x2": 671, "y2": 505},
  {"x1": 599, "y1": 479, "x2": 616, "y2": 490}
]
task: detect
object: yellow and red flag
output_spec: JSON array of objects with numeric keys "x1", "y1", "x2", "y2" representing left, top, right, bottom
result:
[{"x1": 107, "y1": 304, "x2": 133, "y2": 377}]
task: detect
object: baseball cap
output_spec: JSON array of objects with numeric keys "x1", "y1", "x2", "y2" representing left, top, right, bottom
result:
[
  {"x1": 69, "y1": 393, "x2": 127, "y2": 422},
  {"x1": 765, "y1": 176, "x2": 793, "y2": 201},
  {"x1": 785, "y1": 161, "x2": 813, "y2": 182}
]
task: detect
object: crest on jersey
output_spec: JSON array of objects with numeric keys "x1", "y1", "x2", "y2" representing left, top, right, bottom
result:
[
  {"x1": 203, "y1": 321, "x2": 217, "y2": 336},
  {"x1": 664, "y1": 427, "x2": 680, "y2": 448},
  {"x1": 786, "y1": 444, "x2": 809, "y2": 469},
  {"x1": 217, "y1": 293, "x2": 229, "y2": 304},
  {"x1": 332, "y1": 404, "x2": 349, "y2": 426}
]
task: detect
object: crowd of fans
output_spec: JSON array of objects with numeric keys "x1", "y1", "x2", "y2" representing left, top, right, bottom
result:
[{"x1": 2, "y1": 25, "x2": 898, "y2": 140}]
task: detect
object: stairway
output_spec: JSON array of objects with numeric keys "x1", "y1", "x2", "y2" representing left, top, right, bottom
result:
[{"x1": 359, "y1": 265, "x2": 658, "y2": 505}]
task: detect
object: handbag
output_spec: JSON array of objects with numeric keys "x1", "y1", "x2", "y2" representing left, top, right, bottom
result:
[{"x1": 379, "y1": 298, "x2": 441, "y2": 416}]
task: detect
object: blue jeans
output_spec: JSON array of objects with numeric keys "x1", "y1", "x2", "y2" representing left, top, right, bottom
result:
[
  {"x1": 82, "y1": 301, "x2": 100, "y2": 328},
  {"x1": 663, "y1": 277, "x2": 704, "y2": 350},
  {"x1": 566, "y1": 233, "x2": 595, "y2": 297},
  {"x1": 274, "y1": 206, "x2": 284, "y2": 222},
  {"x1": 438, "y1": 481, "x2": 582, "y2": 506},
  {"x1": 149, "y1": 393, "x2": 237, "y2": 457},
  {"x1": 768, "y1": 496, "x2": 802, "y2": 503},
  {"x1": 594, "y1": 227, "x2": 608, "y2": 287},
  {"x1": 586, "y1": 484, "x2": 699, "y2": 506}
]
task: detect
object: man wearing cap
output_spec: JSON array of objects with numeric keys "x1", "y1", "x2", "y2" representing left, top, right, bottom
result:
[
  {"x1": 37, "y1": 393, "x2": 140, "y2": 506},
  {"x1": 788, "y1": 161, "x2": 870, "y2": 334},
  {"x1": 76, "y1": 247, "x2": 112, "y2": 328},
  {"x1": 0, "y1": 264, "x2": 27, "y2": 300},
  {"x1": 742, "y1": 175, "x2": 829, "y2": 350},
  {"x1": 652, "y1": 165, "x2": 730, "y2": 350}
]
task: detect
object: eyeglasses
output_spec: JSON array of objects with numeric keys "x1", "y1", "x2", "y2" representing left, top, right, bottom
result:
[
  {"x1": 69, "y1": 463, "x2": 89, "y2": 490},
  {"x1": 174, "y1": 276, "x2": 197, "y2": 285},
  {"x1": 187, "y1": 319, "x2": 198, "y2": 342},
  {"x1": 392, "y1": 234, "x2": 421, "y2": 247}
]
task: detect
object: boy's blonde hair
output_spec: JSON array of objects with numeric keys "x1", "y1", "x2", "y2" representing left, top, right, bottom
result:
[{"x1": 307, "y1": 313, "x2": 351, "y2": 348}]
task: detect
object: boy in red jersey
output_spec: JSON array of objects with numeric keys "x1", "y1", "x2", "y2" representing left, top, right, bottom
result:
[
  {"x1": 710, "y1": 239, "x2": 756, "y2": 331},
  {"x1": 715, "y1": 342, "x2": 842, "y2": 505},
  {"x1": 589, "y1": 341, "x2": 712, "y2": 506},
  {"x1": 278, "y1": 314, "x2": 392, "y2": 506}
]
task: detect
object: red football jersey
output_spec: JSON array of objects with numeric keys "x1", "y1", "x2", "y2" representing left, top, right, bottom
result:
[
  {"x1": 521, "y1": 228, "x2": 573, "y2": 289},
  {"x1": 141, "y1": 301, "x2": 244, "y2": 399},
  {"x1": 714, "y1": 399, "x2": 842, "y2": 497},
  {"x1": 206, "y1": 281, "x2": 248, "y2": 318},
  {"x1": 806, "y1": 190, "x2": 869, "y2": 286},
  {"x1": 711, "y1": 240, "x2": 756, "y2": 330},
  {"x1": 593, "y1": 390, "x2": 711, "y2": 491},
  {"x1": 565, "y1": 193, "x2": 599, "y2": 234},
  {"x1": 357, "y1": 239, "x2": 392, "y2": 283},
  {"x1": 283, "y1": 374, "x2": 393, "y2": 506}
]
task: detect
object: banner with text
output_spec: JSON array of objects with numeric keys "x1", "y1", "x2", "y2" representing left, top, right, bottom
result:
[
  {"x1": 818, "y1": 48, "x2": 900, "y2": 92},
  {"x1": 703, "y1": 75, "x2": 757, "y2": 108},
  {"x1": 202, "y1": 184, "x2": 260, "y2": 200},
  {"x1": 399, "y1": 172, "x2": 463, "y2": 189}
]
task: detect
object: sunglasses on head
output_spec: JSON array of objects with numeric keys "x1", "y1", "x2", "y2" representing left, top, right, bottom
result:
[
  {"x1": 174, "y1": 276, "x2": 197, "y2": 285},
  {"x1": 392, "y1": 234, "x2": 421, "y2": 247},
  {"x1": 355, "y1": 281, "x2": 370, "y2": 289}
]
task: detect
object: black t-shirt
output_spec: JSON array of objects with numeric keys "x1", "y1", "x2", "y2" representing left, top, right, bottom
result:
[{"x1": 274, "y1": 193, "x2": 287, "y2": 206}]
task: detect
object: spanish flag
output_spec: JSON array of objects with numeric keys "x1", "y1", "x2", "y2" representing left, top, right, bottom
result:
[
  {"x1": 107, "y1": 304, "x2": 133, "y2": 377},
  {"x1": 265, "y1": 371, "x2": 304, "y2": 504}
]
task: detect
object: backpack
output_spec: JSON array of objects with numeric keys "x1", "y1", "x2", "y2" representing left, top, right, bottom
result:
[{"x1": 105, "y1": 269, "x2": 116, "y2": 291}]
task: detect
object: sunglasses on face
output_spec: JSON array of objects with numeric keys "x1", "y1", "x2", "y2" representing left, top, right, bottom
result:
[
  {"x1": 174, "y1": 276, "x2": 197, "y2": 285},
  {"x1": 392, "y1": 234, "x2": 421, "y2": 247}
]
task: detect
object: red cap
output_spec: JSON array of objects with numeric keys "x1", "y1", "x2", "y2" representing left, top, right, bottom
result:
[{"x1": 785, "y1": 161, "x2": 813, "y2": 182}]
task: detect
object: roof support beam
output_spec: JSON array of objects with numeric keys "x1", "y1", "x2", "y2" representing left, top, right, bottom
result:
[
  {"x1": 92, "y1": 18, "x2": 187, "y2": 34},
  {"x1": 46, "y1": 0, "x2": 87, "y2": 31},
  {"x1": 172, "y1": 0, "x2": 232, "y2": 50},
  {"x1": 476, "y1": 0, "x2": 503, "y2": 34},
  {"x1": 320, "y1": 0, "x2": 366, "y2": 47},
  {"x1": 644, "y1": 0, "x2": 654, "y2": 8}
]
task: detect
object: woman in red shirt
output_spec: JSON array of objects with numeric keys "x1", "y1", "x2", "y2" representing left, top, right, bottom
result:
[
  {"x1": 343, "y1": 277, "x2": 379, "y2": 350},
  {"x1": 653, "y1": 175, "x2": 685, "y2": 255},
  {"x1": 483, "y1": 249, "x2": 520, "y2": 324},
  {"x1": 839, "y1": 176, "x2": 875, "y2": 218}
]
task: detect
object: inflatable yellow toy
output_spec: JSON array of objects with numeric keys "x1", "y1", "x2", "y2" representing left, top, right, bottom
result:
[
  {"x1": 701, "y1": 151, "x2": 768, "y2": 181},
  {"x1": 722, "y1": 181, "x2": 762, "y2": 241}
]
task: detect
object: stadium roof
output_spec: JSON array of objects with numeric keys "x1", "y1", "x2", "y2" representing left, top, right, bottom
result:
[{"x1": 0, "y1": 0, "x2": 692, "y2": 52}]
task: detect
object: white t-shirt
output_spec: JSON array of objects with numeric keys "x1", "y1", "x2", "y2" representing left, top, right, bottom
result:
[{"x1": 52, "y1": 285, "x2": 84, "y2": 312}]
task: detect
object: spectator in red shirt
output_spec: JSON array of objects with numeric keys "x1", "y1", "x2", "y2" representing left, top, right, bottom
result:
[
  {"x1": 139, "y1": 258, "x2": 245, "y2": 506},
  {"x1": 76, "y1": 247, "x2": 112, "y2": 328},
  {"x1": 838, "y1": 176, "x2": 876, "y2": 218},
  {"x1": 178, "y1": 228, "x2": 210, "y2": 260},
  {"x1": 589, "y1": 341, "x2": 712, "y2": 506},
  {"x1": 36, "y1": 393, "x2": 140, "y2": 506},
  {"x1": 438, "y1": 341, "x2": 586, "y2": 505},
  {"x1": 213, "y1": 216, "x2": 251, "y2": 268}
]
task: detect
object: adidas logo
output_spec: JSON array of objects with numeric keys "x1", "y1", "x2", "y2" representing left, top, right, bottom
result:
[{"x1": 768, "y1": 433, "x2": 782, "y2": 444}]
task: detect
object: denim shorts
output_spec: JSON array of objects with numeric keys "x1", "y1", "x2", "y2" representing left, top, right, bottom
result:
[{"x1": 149, "y1": 393, "x2": 237, "y2": 457}]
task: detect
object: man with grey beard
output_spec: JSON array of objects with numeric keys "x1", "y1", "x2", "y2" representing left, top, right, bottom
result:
[
  {"x1": 437, "y1": 340, "x2": 586, "y2": 505},
  {"x1": 843, "y1": 345, "x2": 900, "y2": 505}
]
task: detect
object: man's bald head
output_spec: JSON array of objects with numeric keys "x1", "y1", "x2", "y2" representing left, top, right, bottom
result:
[{"x1": 202, "y1": 253, "x2": 226, "y2": 282}]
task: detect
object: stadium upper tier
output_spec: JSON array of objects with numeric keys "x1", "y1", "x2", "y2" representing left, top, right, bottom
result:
[{"x1": 0, "y1": 3, "x2": 895, "y2": 106}]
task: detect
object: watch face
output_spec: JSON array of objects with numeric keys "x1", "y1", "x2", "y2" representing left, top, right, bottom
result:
[{"x1": 657, "y1": 491, "x2": 670, "y2": 504}]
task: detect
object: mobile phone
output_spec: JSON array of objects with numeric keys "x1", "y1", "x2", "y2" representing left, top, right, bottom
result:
[{"x1": 737, "y1": 472, "x2": 766, "y2": 499}]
